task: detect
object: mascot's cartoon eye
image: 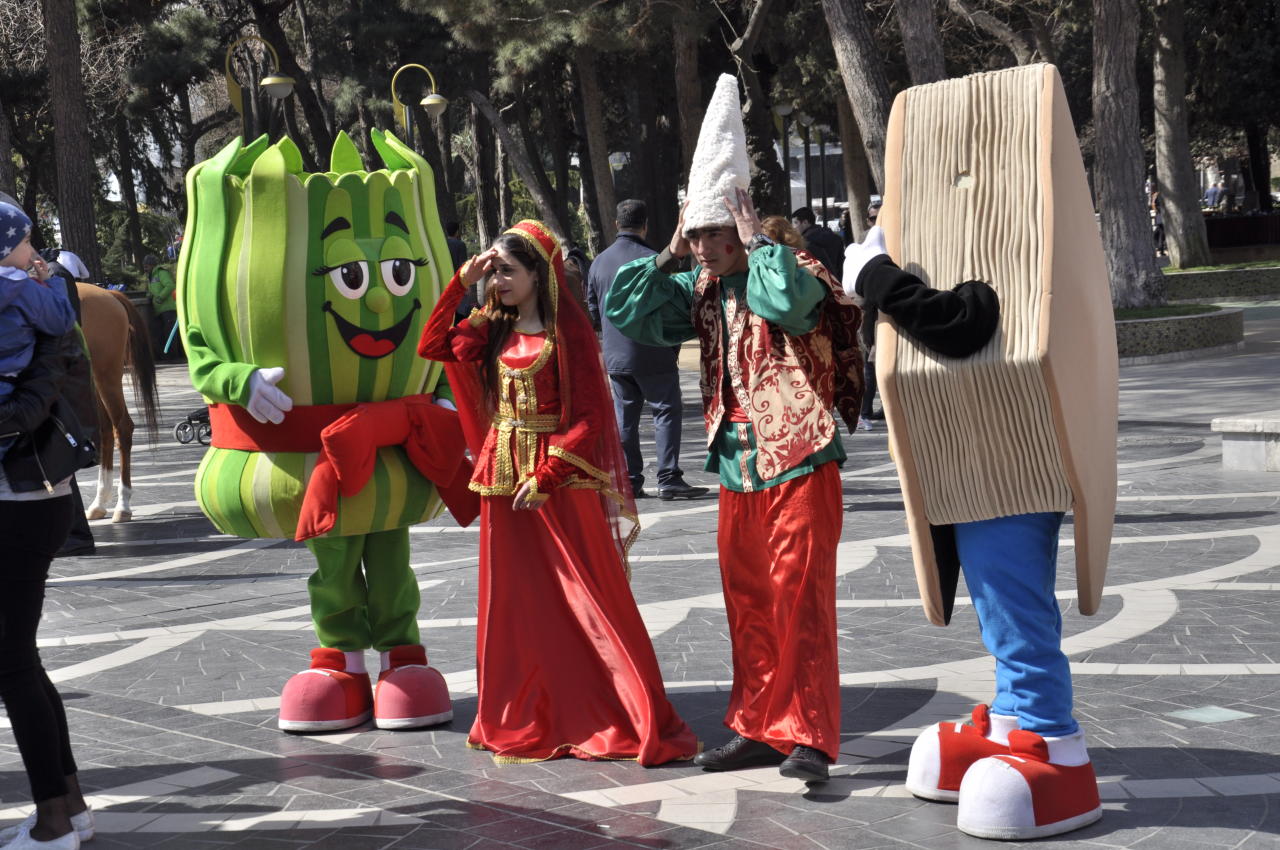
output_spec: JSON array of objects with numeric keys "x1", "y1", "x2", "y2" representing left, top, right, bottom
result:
[
  {"x1": 315, "y1": 261, "x2": 369, "y2": 299},
  {"x1": 380, "y1": 258, "x2": 426, "y2": 297}
]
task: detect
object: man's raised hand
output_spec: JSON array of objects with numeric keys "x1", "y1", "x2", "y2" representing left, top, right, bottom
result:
[
  {"x1": 722, "y1": 188, "x2": 763, "y2": 246},
  {"x1": 668, "y1": 201, "x2": 691, "y2": 258}
]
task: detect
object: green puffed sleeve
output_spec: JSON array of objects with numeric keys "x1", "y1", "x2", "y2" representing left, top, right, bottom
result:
[
  {"x1": 743, "y1": 245, "x2": 826, "y2": 337},
  {"x1": 604, "y1": 256, "x2": 698, "y2": 347}
]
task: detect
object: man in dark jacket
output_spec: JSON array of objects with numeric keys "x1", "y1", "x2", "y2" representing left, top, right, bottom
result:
[
  {"x1": 586, "y1": 200, "x2": 706, "y2": 500},
  {"x1": 790, "y1": 207, "x2": 845, "y2": 282}
]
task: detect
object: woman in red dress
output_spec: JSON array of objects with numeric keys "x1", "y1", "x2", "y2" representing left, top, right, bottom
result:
[{"x1": 417, "y1": 220, "x2": 697, "y2": 765}]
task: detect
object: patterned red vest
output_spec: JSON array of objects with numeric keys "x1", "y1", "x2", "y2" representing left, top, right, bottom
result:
[{"x1": 691, "y1": 250, "x2": 864, "y2": 482}]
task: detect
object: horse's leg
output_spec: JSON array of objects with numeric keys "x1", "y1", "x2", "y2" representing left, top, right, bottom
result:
[
  {"x1": 95, "y1": 385, "x2": 132, "y2": 522},
  {"x1": 86, "y1": 396, "x2": 113, "y2": 520},
  {"x1": 113, "y1": 411, "x2": 135, "y2": 523}
]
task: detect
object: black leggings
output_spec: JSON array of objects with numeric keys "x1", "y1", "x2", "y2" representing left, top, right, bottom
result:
[{"x1": 0, "y1": 497, "x2": 77, "y2": 802}]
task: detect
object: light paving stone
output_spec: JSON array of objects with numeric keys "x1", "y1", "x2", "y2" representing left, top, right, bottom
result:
[{"x1": 1120, "y1": 778, "x2": 1219, "y2": 798}]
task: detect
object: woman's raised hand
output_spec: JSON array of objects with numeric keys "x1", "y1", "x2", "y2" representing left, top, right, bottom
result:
[{"x1": 462, "y1": 248, "x2": 499, "y2": 286}]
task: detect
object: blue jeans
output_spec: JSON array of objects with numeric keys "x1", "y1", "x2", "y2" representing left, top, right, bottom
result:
[{"x1": 954, "y1": 512, "x2": 1078, "y2": 737}]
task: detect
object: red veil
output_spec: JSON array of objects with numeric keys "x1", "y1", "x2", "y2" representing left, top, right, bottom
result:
[{"x1": 436, "y1": 220, "x2": 639, "y2": 570}]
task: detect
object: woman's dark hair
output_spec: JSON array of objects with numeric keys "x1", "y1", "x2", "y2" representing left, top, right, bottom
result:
[{"x1": 479, "y1": 232, "x2": 555, "y2": 412}]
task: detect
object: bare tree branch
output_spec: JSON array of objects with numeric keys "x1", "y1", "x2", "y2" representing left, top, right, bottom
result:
[{"x1": 945, "y1": 0, "x2": 1035, "y2": 65}]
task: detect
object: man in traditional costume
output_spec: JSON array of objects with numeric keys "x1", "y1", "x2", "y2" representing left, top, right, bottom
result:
[
  {"x1": 842, "y1": 64, "x2": 1117, "y2": 839},
  {"x1": 178, "y1": 130, "x2": 476, "y2": 734},
  {"x1": 606, "y1": 74, "x2": 863, "y2": 784}
]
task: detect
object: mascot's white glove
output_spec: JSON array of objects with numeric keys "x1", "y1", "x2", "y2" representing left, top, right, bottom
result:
[
  {"x1": 842, "y1": 225, "x2": 888, "y2": 303},
  {"x1": 246, "y1": 367, "x2": 294, "y2": 424}
]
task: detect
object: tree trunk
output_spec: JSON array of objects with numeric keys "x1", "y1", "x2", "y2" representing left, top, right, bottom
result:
[
  {"x1": 837, "y1": 98, "x2": 872, "y2": 241},
  {"x1": 1152, "y1": 0, "x2": 1211, "y2": 268},
  {"x1": 629, "y1": 56, "x2": 679, "y2": 247},
  {"x1": 541, "y1": 73, "x2": 572, "y2": 226},
  {"x1": 411, "y1": 104, "x2": 459, "y2": 225},
  {"x1": 497, "y1": 136, "x2": 513, "y2": 227},
  {"x1": 895, "y1": 0, "x2": 948, "y2": 85},
  {"x1": 0, "y1": 91, "x2": 15, "y2": 199},
  {"x1": 470, "y1": 103, "x2": 500, "y2": 246},
  {"x1": 731, "y1": 0, "x2": 787, "y2": 213},
  {"x1": 467, "y1": 90, "x2": 569, "y2": 241},
  {"x1": 115, "y1": 118, "x2": 145, "y2": 269},
  {"x1": 514, "y1": 92, "x2": 566, "y2": 229},
  {"x1": 672, "y1": 8, "x2": 703, "y2": 183},
  {"x1": 41, "y1": 0, "x2": 103, "y2": 280},
  {"x1": 21, "y1": 169, "x2": 43, "y2": 251},
  {"x1": 821, "y1": 0, "x2": 892, "y2": 193},
  {"x1": 1245, "y1": 122, "x2": 1271, "y2": 213},
  {"x1": 573, "y1": 93, "x2": 604, "y2": 254},
  {"x1": 284, "y1": 102, "x2": 319, "y2": 173},
  {"x1": 178, "y1": 88, "x2": 197, "y2": 177},
  {"x1": 626, "y1": 73, "x2": 649, "y2": 213},
  {"x1": 436, "y1": 110, "x2": 460, "y2": 200},
  {"x1": 574, "y1": 46, "x2": 617, "y2": 244},
  {"x1": 295, "y1": 0, "x2": 319, "y2": 74},
  {"x1": 248, "y1": 0, "x2": 331, "y2": 163},
  {"x1": 1093, "y1": 0, "x2": 1165, "y2": 308}
]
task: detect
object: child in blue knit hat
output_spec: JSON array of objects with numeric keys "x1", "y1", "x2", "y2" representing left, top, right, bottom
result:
[{"x1": 0, "y1": 201, "x2": 77, "y2": 458}]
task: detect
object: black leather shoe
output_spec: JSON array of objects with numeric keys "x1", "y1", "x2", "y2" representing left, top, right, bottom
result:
[
  {"x1": 632, "y1": 487, "x2": 650, "y2": 499},
  {"x1": 693, "y1": 736, "x2": 786, "y2": 771},
  {"x1": 657, "y1": 483, "x2": 710, "y2": 501},
  {"x1": 56, "y1": 541, "x2": 96, "y2": 557},
  {"x1": 779, "y1": 745, "x2": 830, "y2": 783}
]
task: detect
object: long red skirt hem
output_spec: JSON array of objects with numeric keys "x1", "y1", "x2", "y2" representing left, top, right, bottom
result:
[{"x1": 471, "y1": 487, "x2": 698, "y2": 767}]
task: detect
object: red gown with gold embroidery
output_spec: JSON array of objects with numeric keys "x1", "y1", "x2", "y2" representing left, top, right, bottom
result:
[{"x1": 418, "y1": 228, "x2": 697, "y2": 766}]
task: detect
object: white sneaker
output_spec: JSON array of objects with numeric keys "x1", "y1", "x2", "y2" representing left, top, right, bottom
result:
[
  {"x1": 0, "y1": 810, "x2": 92, "y2": 845},
  {"x1": 0, "y1": 824, "x2": 79, "y2": 849},
  {"x1": 856, "y1": 417, "x2": 874, "y2": 431}
]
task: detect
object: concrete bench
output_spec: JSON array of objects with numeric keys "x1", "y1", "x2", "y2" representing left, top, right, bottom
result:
[{"x1": 1212, "y1": 410, "x2": 1280, "y2": 472}]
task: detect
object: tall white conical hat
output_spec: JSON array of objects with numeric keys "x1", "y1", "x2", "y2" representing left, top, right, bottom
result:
[{"x1": 684, "y1": 73, "x2": 751, "y2": 235}]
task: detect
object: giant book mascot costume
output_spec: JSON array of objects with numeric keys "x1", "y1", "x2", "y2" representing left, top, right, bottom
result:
[
  {"x1": 843, "y1": 64, "x2": 1118, "y2": 839},
  {"x1": 177, "y1": 130, "x2": 478, "y2": 733}
]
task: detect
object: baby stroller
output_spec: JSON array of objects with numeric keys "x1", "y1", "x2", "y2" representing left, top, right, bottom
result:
[{"x1": 174, "y1": 406, "x2": 212, "y2": 446}]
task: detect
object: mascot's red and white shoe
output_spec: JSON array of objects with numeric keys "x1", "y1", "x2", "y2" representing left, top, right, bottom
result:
[
  {"x1": 957, "y1": 728, "x2": 1102, "y2": 840},
  {"x1": 906, "y1": 704, "x2": 1017, "y2": 801},
  {"x1": 278, "y1": 648, "x2": 373, "y2": 733},
  {"x1": 374, "y1": 645, "x2": 453, "y2": 730}
]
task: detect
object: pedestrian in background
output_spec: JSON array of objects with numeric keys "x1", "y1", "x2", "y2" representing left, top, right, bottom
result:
[
  {"x1": 144, "y1": 255, "x2": 179, "y2": 360},
  {"x1": 587, "y1": 200, "x2": 707, "y2": 500},
  {"x1": 789, "y1": 206, "x2": 844, "y2": 281}
]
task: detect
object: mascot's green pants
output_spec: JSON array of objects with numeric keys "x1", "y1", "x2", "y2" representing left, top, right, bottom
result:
[{"x1": 305, "y1": 528, "x2": 418, "y2": 651}]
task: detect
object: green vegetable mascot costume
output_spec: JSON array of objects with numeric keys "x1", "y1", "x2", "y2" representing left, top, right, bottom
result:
[{"x1": 177, "y1": 129, "x2": 478, "y2": 733}]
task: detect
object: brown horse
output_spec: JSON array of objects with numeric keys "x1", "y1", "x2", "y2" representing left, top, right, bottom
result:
[{"x1": 77, "y1": 284, "x2": 160, "y2": 522}]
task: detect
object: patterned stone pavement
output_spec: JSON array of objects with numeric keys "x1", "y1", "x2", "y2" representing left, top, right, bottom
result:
[{"x1": 4, "y1": 302, "x2": 1280, "y2": 849}]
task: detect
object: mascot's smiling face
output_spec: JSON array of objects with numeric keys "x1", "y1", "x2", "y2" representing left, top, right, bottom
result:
[{"x1": 315, "y1": 205, "x2": 424, "y2": 360}]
